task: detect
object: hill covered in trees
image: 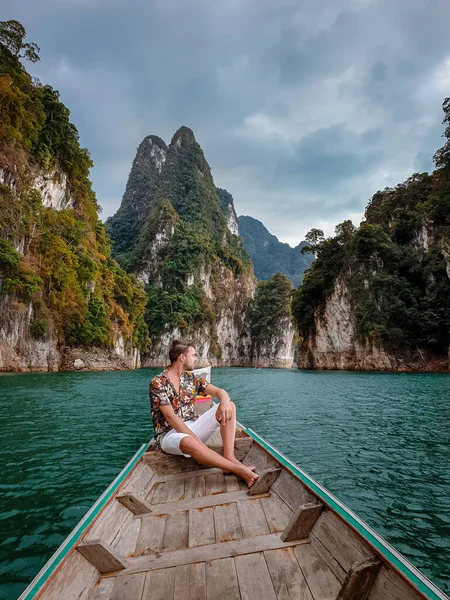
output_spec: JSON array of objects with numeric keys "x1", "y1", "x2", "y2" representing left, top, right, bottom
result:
[
  {"x1": 292, "y1": 99, "x2": 450, "y2": 371},
  {"x1": 238, "y1": 215, "x2": 313, "y2": 287},
  {"x1": 0, "y1": 20, "x2": 149, "y2": 371}
]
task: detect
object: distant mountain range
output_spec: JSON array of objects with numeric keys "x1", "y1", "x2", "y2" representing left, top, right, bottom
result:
[{"x1": 238, "y1": 215, "x2": 313, "y2": 287}]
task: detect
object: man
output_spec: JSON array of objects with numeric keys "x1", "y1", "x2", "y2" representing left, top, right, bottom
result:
[{"x1": 149, "y1": 339, "x2": 258, "y2": 488}]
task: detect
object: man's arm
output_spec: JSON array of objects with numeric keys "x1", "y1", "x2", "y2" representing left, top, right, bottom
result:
[
  {"x1": 160, "y1": 404, "x2": 202, "y2": 442},
  {"x1": 204, "y1": 383, "x2": 233, "y2": 424}
]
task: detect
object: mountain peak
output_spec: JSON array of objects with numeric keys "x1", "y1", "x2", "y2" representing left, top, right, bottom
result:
[{"x1": 238, "y1": 215, "x2": 313, "y2": 287}]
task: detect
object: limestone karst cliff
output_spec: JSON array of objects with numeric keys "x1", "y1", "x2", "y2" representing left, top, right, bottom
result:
[
  {"x1": 107, "y1": 129, "x2": 295, "y2": 368},
  {"x1": 0, "y1": 25, "x2": 149, "y2": 372},
  {"x1": 292, "y1": 100, "x2": 450, "y2": 372}
]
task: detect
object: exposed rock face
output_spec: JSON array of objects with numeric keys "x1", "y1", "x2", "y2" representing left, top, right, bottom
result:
[
  {"x1": 0, "y1": 294, "x2": 140, "y2": 372},
  {"x1": 34, "y1": 170, "x2": 74, "y2": 210},
  {"x1": 298, "y1": 278, "x2": 449, "y2": 372},
  {"x1": 142, "y1": 266, "x2": 255, "y2": 367},
  {"x1": 253, "y1": 316, "x2": 295, "y2": 368},
  {"x1": 216, "y1": 188, "x2": 239, "y2": 235}
]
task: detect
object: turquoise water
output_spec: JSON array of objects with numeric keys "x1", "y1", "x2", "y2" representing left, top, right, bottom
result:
[{"x1": 0, "y1": 368, "x2": 449, "y2": 599}]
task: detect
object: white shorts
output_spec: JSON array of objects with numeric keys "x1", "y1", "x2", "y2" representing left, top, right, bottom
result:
[{"x1": 160, "y1": 403, "x2": 220, "y2": 457}]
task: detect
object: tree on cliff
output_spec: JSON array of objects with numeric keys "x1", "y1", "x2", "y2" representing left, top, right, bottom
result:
[
  {"x1": 0, "y1": 21, "x2": 150, "y2": 354},
  {"x1": 0, "y1": 20, "x2": 40, "y2": 63},
  {"x1": 250, "y1": 273, "x2": 293, "y2": 360},
  {"x1": 292, "y1": 99, "x2": 450, "y2": 356}
]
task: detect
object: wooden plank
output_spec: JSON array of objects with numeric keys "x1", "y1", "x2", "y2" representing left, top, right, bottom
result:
[
  {"x1": 189, "y1": 507, "x2": 216, "y2": 547},
  {"x1": 85, "y1": 500, "x2": 130, "y2": 546},
  {"x1": 163, "y1": 478, "x2": 186, "y2": 503},
  {"x1": 235, "y1": 552, "x2": 277, "y2": 600},
  {"x1": 189, "y1": 562, "x2": 206, "y2": 600},
  {"x1": 309, "y1": 531, "x2": 346, "y2": 583},
  {"x1": 135, "y1": 514, "x2": 166, "y2": 555},
  {"x1": 271, "y1": 469, "x2": 316, "y2": 511},
  {"x1": 122, "y1": 463, "x2": 156, "y2": 497},
  {"x1": 281, "y1": 502, "x2": 323, "y2": 542},
  {"x1": 205, "y1": 472, "x2": 226, "y2": 495},
  {"x1": 150, "y1": 482, "x2": 166, "y2": 505},
  {"x1": 143, "y1": 452, "x2": 202, "y2": 475},
  {"x1": 206, "y1": 557, "x2": 240, "y2": 600},
  {"x1": 184, "y1": 474, "x2": 206, "y2": 499},
  {"x1": 101, "y1": 533, "x2": 310, "y2": 577},
  {"x1": 156, "y1": 467, "x2": 222, "y2": 483},
  {"x1": 243, "y1": 444, "x2": 279, "y2": 472},
  {"x1": 214, "y1": 503, "x2": 242, "y2": 542},
  {"x1": 248, "y1": 468, "x2": 281, "y2": 495},
  {"x1": 260, "y1": 493, "x2": 293, "y2": 534},
  {"x1": 294, "y1": 542, "x2": 342, "y2": 599},
  {"x1": 174, "y1": 564, "x2": 190, "y2": 600},
  {"x1": 237, "y1": 499, "x2": 270, "y2": 538},
  {"x1": 112, "y1": 517, "x2": 141, "y2": 557},
  {"x1": 337, "y1": 555, "x2": 381, "y2": 600},
  {"x1": 137, "y1": 489, "x2": 269, "y2": 518},
  {"x1": 40, "y1": 551, "x2": 99, "y2": 600},
  {"x1": 369, "y1": 564, "x2": 424, "y2": 600},
  {"x1": 142, "y1": 567, "x2": 176, "y2": 600},
  {"x1": 88, "y1": 578, "x2": 115, "y2": 600},
  {"x1": 225, "y1": 474, "x2": 240, "y2": 492},
  {"x1": 117, "y1": 494, "x2": 153, "y2": 515},
  {"x1": 207, "y1": 438, "x2": 253, "y2": 461},
  {"x1": 264, "y1": 547, "x2": 314, "y2": 600},
  {"x1": 163, "y1": 511, "x2": 189, "y2": 551},
  {"x1": 77, "y1": 540, "x2": 126, "y2": 574},
  {"x1": 110, "y1": 573, "x2": 145, "y2": 600},
  {"x1": 310, "y1": 510, "x2": 372, "y2": 574}
]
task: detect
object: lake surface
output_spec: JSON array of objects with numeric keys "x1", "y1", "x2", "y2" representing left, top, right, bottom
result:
[{"x1": 0, "y1": 368, "x2": 449, "y2": 599}]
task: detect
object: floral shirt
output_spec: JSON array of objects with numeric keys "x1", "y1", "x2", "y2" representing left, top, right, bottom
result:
[{"x1": 149, "y1": 368, "x2": 209, "y2": 446}]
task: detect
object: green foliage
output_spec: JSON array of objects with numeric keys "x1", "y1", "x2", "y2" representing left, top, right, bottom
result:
[
  {"x1": 0, "y1": 20, "x2": 40, "y2": 62},
  {"x1": 238, "y1": 215, "x2": 313, "y2": 286},
  {"x1": 64, "y1": 297, "x2": 110, "y2": 347},
  {"x1": 0, "y1": 22, "x2": 150, "y2": 354},
  {"x1": 144, "y1": 284, "x2": 204, "y2": 337},
  {"x1": 292, "y1": 210, "x2": 450, "y2": 352},
  {"x1": 0, "y1": 238, "x2": 20, "y2": 271},
  {"x1": 156, "y1": 127, "x2": 226, "y2": 237},
  {"x1": 30, "y1": 318, "x2": 47, "y2": 339},
  {"x1": 251, "y1": 273, "x2": 293, "y2": 351}
]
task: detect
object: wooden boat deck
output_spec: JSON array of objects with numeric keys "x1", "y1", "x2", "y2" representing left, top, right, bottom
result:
[
  {"x1": 86, "y1": 433, "x2": 341, "y2": 600},
  {"x1": 33, "y1": 425, "x2": 446, "y2": 600}
]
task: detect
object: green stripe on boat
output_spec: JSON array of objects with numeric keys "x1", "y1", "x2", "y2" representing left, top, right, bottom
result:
[
  {"x1": 18, "y1": 443, "x2": 148, "y2": 600},
  {"x1": 245, "y1": 427, "x2": 449, "y2": 600}
]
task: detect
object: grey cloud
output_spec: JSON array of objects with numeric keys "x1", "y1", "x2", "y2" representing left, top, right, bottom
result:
[{"x1": 2, "y1": 0, "x2": 450, "y2": 244}]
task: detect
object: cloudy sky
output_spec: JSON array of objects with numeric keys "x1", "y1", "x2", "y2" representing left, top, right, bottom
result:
[{"x1": 4, "y1": 0, "x2": 450, "y2": 245}]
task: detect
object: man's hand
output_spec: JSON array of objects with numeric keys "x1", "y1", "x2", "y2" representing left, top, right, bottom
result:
[
  {"x1": 216, "y1": 399, "x2": 233, "y2": 424},
  {"x1": 204, "y1": 383, "x2": 234, "y2": 425}
]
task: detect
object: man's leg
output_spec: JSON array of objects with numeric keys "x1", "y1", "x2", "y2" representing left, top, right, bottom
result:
[
  {"x1": 218, "y1": 400, "x2": 237, "y2": 462},
  {"x1": 179, "y1": 435, "x2": 258, "y2": 488}
]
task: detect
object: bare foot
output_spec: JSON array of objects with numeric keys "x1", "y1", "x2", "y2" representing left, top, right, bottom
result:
[{"x1": 237, "y1": 465, "x2": 259, "y2": 488}]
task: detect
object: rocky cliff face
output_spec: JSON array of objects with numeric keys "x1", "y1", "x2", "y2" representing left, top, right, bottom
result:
[
  {"x1": 142, "y1": 264, "x2": 256, "y2": 367},
  {"x1": 295, "y1": 177, "x2": 450, "y2": 373},
  {"x1": 0, "y1": 44, "x2": 149, "y2": 372},
  {"x1": 0, "y1": 290, "x2": 140, "y2": 372},
  {"x1": 297, "y1": 276, "x2": 449, "y2": 372},
  {"x1": 216, "y1": 187, "x2": 239, "y2": 235},
  {"x1": 109, "y1": 128, "x2": 263, "y2": 367}
]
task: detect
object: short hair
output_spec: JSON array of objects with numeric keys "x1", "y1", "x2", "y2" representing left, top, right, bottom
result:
[{"x1": 169, "y1": 339, "x2": 193, "y2": 364}]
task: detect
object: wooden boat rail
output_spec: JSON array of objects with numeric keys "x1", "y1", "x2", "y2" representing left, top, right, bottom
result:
[{"x1": 18, "y1": 421, "x2": 450, "y2": 600}]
